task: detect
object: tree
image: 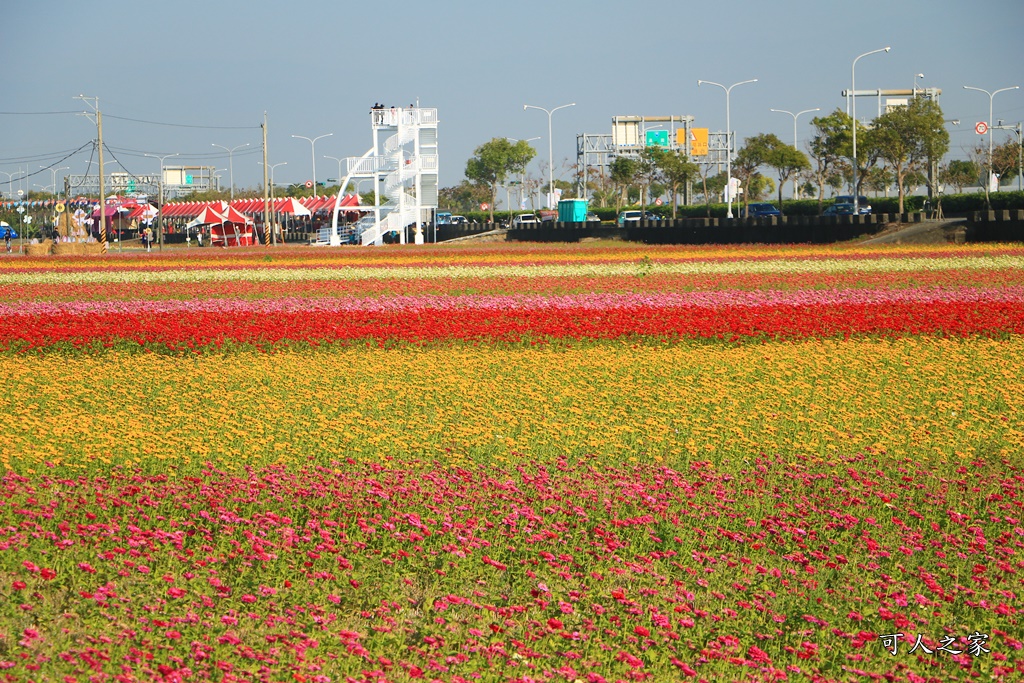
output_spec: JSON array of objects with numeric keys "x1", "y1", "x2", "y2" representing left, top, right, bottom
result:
[
  {"x1": 609, "y1": 156, "x2": 638, "y2": 211},
  {"x1": 734, "y1": 134, "x2": 775, "y2": 213},
  {"x1": 939, "y1": 159, "x2": 980, "y2": 193},
  {"x1": 439, "y1": 181, "x2": 490, "y2": 213},
  {"x1": 464, "y1": 138, "x2": 536, "y2": 222},
  {"x1": 992, "y1": 137, "x2": 1022, "y2": 189},
  {"x1": 697, "y1": 165, "x2": 726, "y2": 216},
  {"x1": 869, "y1": 97, "x2": 949, "y2": 213},
  {"x1": 757, "y1": 133, "x2": 810, "y2": 214},
  {"x1": 808, "y1": 109, "x2": 853, "y2": 211},
  {"x1": 635, "y1": 148, "x2": 661, "y2": 212},
  {"x1": 651, "y1": 148, "x2": 699, "y2": 218}
]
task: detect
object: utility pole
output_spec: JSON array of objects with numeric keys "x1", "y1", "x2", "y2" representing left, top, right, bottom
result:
[{"x1": 77, "y1": 95, "x2": 106, "y2": 251}]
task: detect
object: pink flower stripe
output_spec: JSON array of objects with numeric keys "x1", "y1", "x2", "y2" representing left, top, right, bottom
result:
[{"x1": 3, "y1": 286, "x2": 1024, "y2": 317}]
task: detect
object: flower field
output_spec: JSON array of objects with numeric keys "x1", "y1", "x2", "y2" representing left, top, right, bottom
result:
[{"x1": 0, "y1": 242, "x2": 1022, "y2": 683}]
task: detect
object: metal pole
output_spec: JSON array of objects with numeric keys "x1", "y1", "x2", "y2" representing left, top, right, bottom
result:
[
  {"x1": 964, "y1": 85, "x2": 1019, "y2": 201},
  {"x1": 770, "y1": 108, "x2": 819, "y2": 198},
  {"x1": 291, "y1": 133, "x2": 333, "y2": 197},
  {"x1": 851, "y1": 47, "x2": 891, "y2": 213},
  {"x1": 524, "y1": 104, "x2": 575, "y2": 208},
  {"x1": 211, "y1": 143, "x2": 249, "y2": 200},
  {"x1": 259, "y1": 161, "x2": 286, "y2": 243},
  {"x1": 699, "y1": 79, "x2": 757, "y2": 218},
  {"x1": 145, "y1": 153, "x2": 178, "y2": 251}
]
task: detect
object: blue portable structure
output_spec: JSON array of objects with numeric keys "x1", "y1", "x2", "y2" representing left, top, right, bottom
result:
[{"x1": 557, "y1": 199, "x2": 588, "y2": 222}]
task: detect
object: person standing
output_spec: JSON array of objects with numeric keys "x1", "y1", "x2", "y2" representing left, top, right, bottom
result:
[
  {"x1": 4, "y1": 226, "x2": 11, "y2": 253},
  {"x1": 144, "y1": 226, "x2": 153, "y2": 252}
]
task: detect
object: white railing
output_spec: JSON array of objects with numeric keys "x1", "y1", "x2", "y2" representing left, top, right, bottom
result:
[{"x1": 345, "y1": 155, "x2": 393, "y2": 176}]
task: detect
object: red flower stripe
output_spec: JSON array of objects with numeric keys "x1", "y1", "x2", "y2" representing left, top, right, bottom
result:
[{"x1": 4, "y1": 300, "x2": 1022, "y2": 349}]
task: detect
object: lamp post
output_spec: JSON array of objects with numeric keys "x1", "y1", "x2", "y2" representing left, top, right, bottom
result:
[
  {"x1": 769, "y1": 108, "x2": 819, "y2": 198},
  {"x1": 0, "y1": 171, "x2": 21, "y2": 200},
  {"x1": 144, "y1": 153, "x2": 179, "y2": 250},
  {"x1": 851, "y1": 47, "x2": 891, "y2": 213},
  {"x1": 292, "y1": 133, "x2": 333, "y2": 197},
  {"x1": 41, "y1": 166, "x2": 70, "y2": 197},
  {"x1": 523, "y1": 103, "x2": 575, "y2": 208},
  {"x1": 324, "y1": 155, "x2": 345, "y2": 189},
  {"x1": 964, "y1": 85, "x2": 1020, "y2": 202},
  {"x1": 211, "y1": 143, "x2": 249, "y2": 200},
  {"x1": 258, "y1": 161, "x2": 287, "y2": 240},
  {"x1": 698, "y1": 78, "x2": 757, "y2": 218},
  {"x1": 913, "y1": 73, "x2": 924, "y2": 98}
]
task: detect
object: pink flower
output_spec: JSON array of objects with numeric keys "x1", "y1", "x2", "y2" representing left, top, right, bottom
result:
[
  {"x1": 166, "y1": 587, "x2": 187, "y2": 599},
  {"x1": 77, "y1": 563, "x2": 96, "y2": 574}
]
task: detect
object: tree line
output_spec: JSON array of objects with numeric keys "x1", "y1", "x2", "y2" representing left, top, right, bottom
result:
[{"x1": 448, "y1": 98, "x2": 1021, "y2": 217}]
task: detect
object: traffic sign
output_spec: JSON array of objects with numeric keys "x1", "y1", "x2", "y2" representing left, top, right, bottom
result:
[
  {"x1": 654, "y1": 198, "x2": 664, "y2": 206},
  {"x1": 480, "y1": 203, "x2": 489, "y2": 210},
  {"x1": 976, "y1": 121, "x2": 989, "y2": 135},
  {"x1": 305, "y1": 180, "x2": 313, "y2": 189}
]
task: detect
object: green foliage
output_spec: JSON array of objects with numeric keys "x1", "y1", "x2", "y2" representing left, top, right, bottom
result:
[
  {"x1": 609, "y1": 156, "x2": 638, "y2": 211},
  {"x1": 869, "y1": 98, "x2": 949, "y2": 213},
  {"x1": 940, "y1": 160, "x2": 981, "y2": 193},
  {"x1": 992, "y1": 138, "x2": 1022, "y2": 185},
  {"x1": 439, "y1": 181, "x2": 490, "y2": 213},
  {"x1": 465, "y1": 138, "x2": 537, "y2": 221}
]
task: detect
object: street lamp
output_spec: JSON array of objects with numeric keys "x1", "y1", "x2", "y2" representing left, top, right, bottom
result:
[
  {"x1": 0, "y1": 171, "x2": 22, "y2": 200},
  {"x1": 523, "y1": 103, "x2": 575, "y2": 208},
  {"x1": 41, "y1": 166, "x2": 70, "y2": 197},
  {"x1": 769, "y1": 108, "x2": 819, "y2": 198},
  {"x1": 291, "y1": 133, "x2": 333, "y2": 196},
  {"x1": 851, "y1": 47, "x2": 891, "y2": 213},
  {"x1": 258, "y1": 161, "x2": 287, "y2": 241},
  {"x1": 144, "y1": 153, "x2": 179, "y2": 250},
  {"x1": 698, "y1": 78, "x2": 758, "y2": 218},
  {"x1": 211, "y1": 143, "x2": 249, "y2": 200},
  {"x1": 324, "y1": 155, "x2": 345, "y2": 187},
  {"x1": 914, "y1": 73, "x2": 924, "y2": 97},
  {"x1": 964, "y1": 85, "x2": 1020, "y2": 202}
]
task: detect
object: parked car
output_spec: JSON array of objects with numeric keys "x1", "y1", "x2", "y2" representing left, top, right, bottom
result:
[
  {"x1": 616, "y1": 210, "x2": 658, "y2": 226},
  {"x1": 586, "y1": 212, "x2": 600, "y2": 223},
  {"x1": 835, "y1": 195, "x2": 871, "y2": 214},
  {"x1": 741, "y1": 203, "x2": 782, "y2": 218},
  {"x1": 511, "y1": 213, "x2": 537, "y2": 227},
  {"x1": 450, "y1": 215, "x2": 468, "y2": 225},
  {"x1": 537, "y1": 210, "x2": 557, "y2": 223},
  {"x1": 822, "y1": 202, "x2": 856, "y2": 216},
  {"x1": 435, "y1": 211, "x2": 453, "y2": 225}
]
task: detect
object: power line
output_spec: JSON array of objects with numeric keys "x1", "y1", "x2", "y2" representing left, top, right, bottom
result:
[
  {"x1": 0, "y1": 110, "x2": 81, "y2": 115},
  {"x1": 104, "y1": 113, "x2": 260, "y2": 130}
]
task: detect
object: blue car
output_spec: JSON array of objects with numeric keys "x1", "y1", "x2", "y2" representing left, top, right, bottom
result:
[{"x1": 742, "y1": 203, "x2": 782, "y2": 218}]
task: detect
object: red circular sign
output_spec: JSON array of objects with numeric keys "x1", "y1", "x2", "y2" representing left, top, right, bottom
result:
[
  {"x1": 480, "y1": 203, "x2": 489, "y2": 210},
  {"x1": 305, "y1": 180, "x2": 314, "y2": 188},
  {"x1": 655, "y1": 198, "x2": 664, "y2": 206},
  {"x1": 975, "y1": 121, "x2": 989, "y2": 135}
]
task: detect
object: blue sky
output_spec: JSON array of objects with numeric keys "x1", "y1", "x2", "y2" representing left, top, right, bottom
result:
[{"x1": 2, "y1": 0, "x2": 1022, "y2": 201}]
